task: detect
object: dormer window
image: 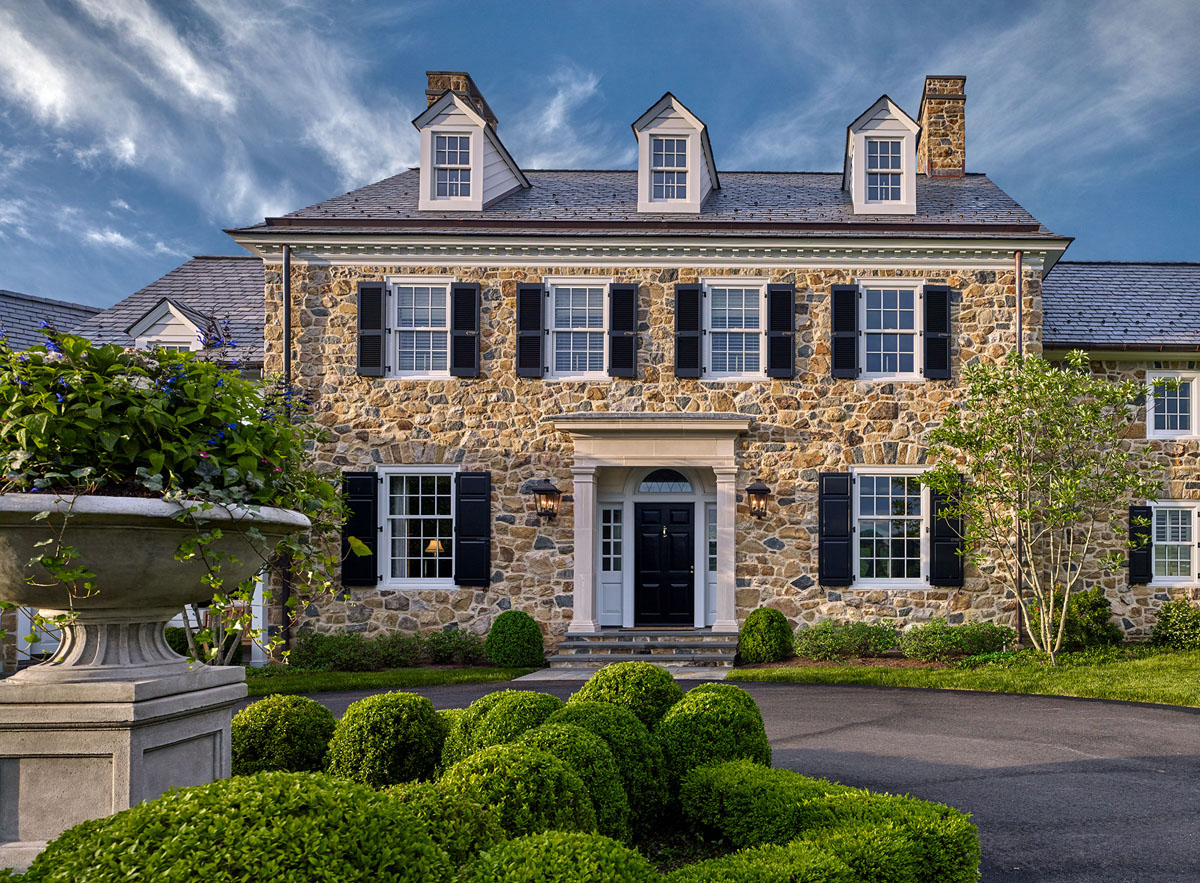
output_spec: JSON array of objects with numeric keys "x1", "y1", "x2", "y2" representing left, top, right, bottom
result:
[
  {"x1": 866, "y1": 139, "x2": 902, "y2": 202},
  {"x1": 434, "y1": 135, "x2": 471, "y2": 198},
  {"x1": 843, "y1": 96, "x2": 918, "y2": 215},
  {"x1": 651, "y1": 137, "x2": 687, "y2": 200}
]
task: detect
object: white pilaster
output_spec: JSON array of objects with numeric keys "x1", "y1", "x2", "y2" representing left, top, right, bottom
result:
[
  {"x1": 713, "y1": 466, "x2": 739, "y2": 633},
  {"x1": 568, "y1": 467, "x2": 599, "y2": 634}
]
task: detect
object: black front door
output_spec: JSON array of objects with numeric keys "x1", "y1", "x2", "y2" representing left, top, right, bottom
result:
[{"x1": 634, "y1": 503, "x2": 694, "y2": 626}]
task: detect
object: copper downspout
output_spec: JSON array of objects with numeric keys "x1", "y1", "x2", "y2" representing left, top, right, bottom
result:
[{"x1": 280, "y1": 244, "x2": 292, "y2": 649}]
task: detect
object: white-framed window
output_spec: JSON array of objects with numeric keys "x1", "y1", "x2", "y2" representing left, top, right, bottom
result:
[
  {"x1": 380, "y1": 465, "x2": 458, "y2": 588},
  {"x1": 434, "y1": 134, "x2": 471, "y2": 198},
  {"x1": 601, "y1": 507, "x2": 623, "y2": 573},
  {"x1": 704, "y1": 278, "x2": 767, "y2": 380},
  {"x1": 852, "y1": 467, "x2": 928, "y2": 587},
  {"x1": 1150, "y1": 501, "x2": 1200, "y2": 586},
  {"x1": 1147, "y1": 372, "x2": 1200, "y2": 440},
  {"x1": 866, "y1": 138, "x2": 902, "y2": 202},
  {"x1": 651, "y1": 136, "x2": 687, "y2": 200},
  {"x1": 706, "y1": 501, "x2": 717, "y2": 574},
  {"x1": 387, "y1": 276, "x2": 454, "y2": 378},
  {"x1": 860, "y1": 281, "x2": 924, "y2": 380},
  {"x1": 545, "y1": 277, "x2": 610, "y2": 380}
]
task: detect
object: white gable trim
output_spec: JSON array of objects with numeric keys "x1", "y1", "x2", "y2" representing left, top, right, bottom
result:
[
  {"x1": 126, "y1": 299, "x2": 203, "y2": 350},
  {"x1": 632, "y1": 93, "x2": 719, "y2": 214}
]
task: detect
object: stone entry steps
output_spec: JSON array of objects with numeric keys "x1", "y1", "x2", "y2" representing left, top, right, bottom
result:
[{"x1": 548, "y1": 628, "x2": 738, "y2": 668}]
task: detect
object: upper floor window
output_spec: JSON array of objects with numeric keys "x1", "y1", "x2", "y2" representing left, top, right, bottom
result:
[
  {"x1": 383, "y1": 276, "x2": 455, "y2": 378},
  {"x1": 548, "y1": 280, "x2": 608, "y2": 379},
  {"x1": 381, "y1": 465, "x2": 458, "y2": 587},
  {"x1": 1147, "y1": 372, "x2": 1200, "y2": 439},
  {"x1": 434, "y1": 134, "x2": 471, "y2": 198},
  {"x1": 651, "y1": 137, "x2": 687, "y2": 200},
  {"x1": 866, "y1": 139, "x2": 902, "y2": 201},
  {"x1": 1150, "y1": 501, "x2": 1199, "y2": 585},
  {"x1": 704, "y1": 280, "x2": 766, "y2": 379},
  {"x1": 861, "y1": 284, "x2": 922, "y2": 380},
  {"x1": 854, "y1": 470, "x2": 927, "y2": 586}
]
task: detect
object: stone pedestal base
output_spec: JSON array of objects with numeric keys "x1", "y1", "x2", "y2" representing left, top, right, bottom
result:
[{"x1": 0, "y1": 666, "x2": 246, "y2": 872}]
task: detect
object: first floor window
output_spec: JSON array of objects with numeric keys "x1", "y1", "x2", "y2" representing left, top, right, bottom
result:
[
  {"x1": 601, "y1": 507, "x2": 623, "y2": 572},
  {"x1": 386, "y1": 470, "x2": 454, "y2": 583},
  {"x1": 394, "y1": 283, "x2": 448, "y2": 374},
  {"x1": 857, "y1": 473, "x2": 923, "y2": 582},
  {"x1": 1153, "y1": 504, "x2": 1197, "y2": 582},
  {"x1": 862, "y1": 286, "x2": 920, "y2": 377},
  {"x1": 707, "y1": 283, "x2": 764, "y2": 377},
  {"x1": 1148, "y1": 372, "x2": 1199, "y2": 439},
  {"x1": 550, "y1": 282, "x2": 606, "y2": 377}
]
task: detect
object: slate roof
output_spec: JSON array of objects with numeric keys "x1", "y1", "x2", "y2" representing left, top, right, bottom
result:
[
  {"x1": 230, "y1": 169, "x2": 1059, "y2": 237},
  {"x1": 74, "y1": 256, "x2": 265, "y2": 365},
  {"x1": 0, "y1": 289, "x2": 101, "y2": 351},
  {"x1": 1042, "y1": 262, "x2": 1200, "y2": 351}
]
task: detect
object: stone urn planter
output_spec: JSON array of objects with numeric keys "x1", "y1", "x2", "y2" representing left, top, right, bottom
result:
[{"x1": 0, "y1": 493, "x2": 310, "y2": 683}]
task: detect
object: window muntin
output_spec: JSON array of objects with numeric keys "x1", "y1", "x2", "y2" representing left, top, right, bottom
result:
[
  {"x1": 549, "y1": 284, "x2": 606, "y2": 377},
  {"x1": 638, "y1": 469, "x2": 692, "y2": 494},
  {"x1": 1151, "y1": 503, "x2": 1199, "y2": 584},
  {"x1": 706, "y1": 502, "x2": 717, "y2": 573},
  {"x1": 434, "y1": 134, "x2": 471, "y2": 198},
  {"x1": 857, "y1": 474, "x2": 923, "y2": 583},
  {"x1": 707, "y1": 284, "x2": 765, "y2": 377},
  {"x1": 601, "y1": 508, "x2": 623, "y2": 573},
  {"x1": 861, "y1": 285, "x2": 921, "y2": 378},
  {"x1": 386, "y1": 472, "x2": 454, "y2": 583},
  {"x1": 1148, "y1": 372, "x2": 1199, "y2": 439},
  {"x1": 394, "y1": 284, "x2": 448, "y2": 374},
  {"x1": 866, "y1": 139, "x2": 902, "y2": 201},
  {"x1": 651, "y1": 137, "x2": 687, "y2": 200}
]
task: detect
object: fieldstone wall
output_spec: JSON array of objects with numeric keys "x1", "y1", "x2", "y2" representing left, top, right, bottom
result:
[
  {"x1": 267, "y1": 262, "x2": 1057, "y2": 649},
  {"x1": 918, "y1": 76, "x2": 966, "y2": 177}
]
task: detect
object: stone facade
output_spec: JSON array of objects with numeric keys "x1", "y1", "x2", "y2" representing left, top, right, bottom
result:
[
  {"x1": 272, "y1": 261, "x2": 1056, "y2": 644},
  {"x1": 918, "y1": 76, "x2": 967, "y2": 177}
]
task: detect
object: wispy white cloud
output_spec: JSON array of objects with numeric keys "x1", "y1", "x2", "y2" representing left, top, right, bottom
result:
[
  {"x1": 110, "y1": 198, "x2": 131, "y2": 212},
  {"x1": 83, "y1": 227, "x2": 141, "y2": 251}
]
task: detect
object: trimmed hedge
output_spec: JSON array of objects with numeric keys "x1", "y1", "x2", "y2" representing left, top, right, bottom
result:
[
  {"x1": 373, "y1": 632, "x2": 425, "y2": 668},
  {"x1": 465, "y1": 691, "x2": 565, "y2": 755},
  {"x1": 569, "y1": 661, "x2": 683, "y2": 730},
  {"x1": 426, "y1": 629, "x2": 485, "y2": 665},
  {"x1": 805, "y1": 822, "x2": 922, "y2": 883},
  {"x1": 231, "y1": 694, "x2": 335, "y2": 775},
  {"x1": 326, "y1": 691, "x2": 447, "y2": 787},
  {"x1": 794, "y1": 621, "x2": 900, "y2": 660},
  {"x1": 387, "y1": 780, "x2": 504, "y2": 865},
  {"x1": 485, "y1": 610, "x2": 546, "y2": 667},
  {"x1": 461, "y1": 831, "x2": 658, "y2": 883},
  {"x1": 440, "y1": 743, "x2": 597, "y2": 837},
  {"x1": 899, "y1": 619, "x2": 1016, "y2": 663},
  {"x1": 546, "y1": 700, "x2": 666, "y2": 835},
  {"x1": 517, "y1": 723, "x2": 631, "y2": 842},
  {"x1": 739, "y1": 608, "x2": 794, "y2": 663},
  {"x1": 19, "y1": 772, "x2": 451, "y2": 883},
  {"x1": 291, "y1": 630, "x2": 376, "y2": 671},
  {"x1": 654, "y1": 684, "x2": 770, "y2": 792},
  {"x1": 441, "y1": 690, "x2": 514, "y2": 768},
  {"x1": 663, "y1": 839, "x2": 856, "y2": 883},
  {"x1": 1152, "y1": 599, "x2": 1200, "y2": 650}
]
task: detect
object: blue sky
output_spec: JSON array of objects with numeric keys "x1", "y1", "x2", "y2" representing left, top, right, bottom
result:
[{"x1": 1, "y1": 0, "x2": 1198, "y2": 308}]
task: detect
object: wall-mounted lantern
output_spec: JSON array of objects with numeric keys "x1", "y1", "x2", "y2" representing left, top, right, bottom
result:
[
  {"x1": 745, "y1": 480, "x2": 771, "y2": 518},
  {"x1": 527, "y1": 478, "x2": 562, "y2": 519}
]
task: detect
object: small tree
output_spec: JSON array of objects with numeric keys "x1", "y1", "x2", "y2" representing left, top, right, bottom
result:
[{"x1": 922, "y1": 350, "x2": 1161, "y2": 663}]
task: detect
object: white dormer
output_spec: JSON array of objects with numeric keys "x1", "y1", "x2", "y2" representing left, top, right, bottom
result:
[
  {"x1": 632, "y1": 93, "x2": 719, "y2": 214},
  {"x1": 842, "y1": 95, "x2": 919, "y2": 216},
  {"x1": 413, "y1": 90, "x2": 528, "y2": 212},
  {"x1": 125, "y1": 298, "x2": 204, "y2": 351}
]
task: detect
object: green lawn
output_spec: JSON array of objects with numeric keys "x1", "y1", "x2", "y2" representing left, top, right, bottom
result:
[
  {"x1": 245, "y1": 666, "x2": 534, "y2": 697},
  {"x1": 727, "y1": 651, "x2": 1200, "y2": 707}
]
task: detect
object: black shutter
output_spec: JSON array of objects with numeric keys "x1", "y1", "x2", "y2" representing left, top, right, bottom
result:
[
  {"x1": 454, "y1": 472, "x2": 492, "y2": 587},
  {"x1": 608, "y1": 283, "x2": 639, "y2": 378},
  {"x1": 356, "y1": 281, "x2": 386, "y2": 377},
  {"x1": 1129, "y1": 505, "x2": 1153, "y2": 585},
  {"x1": 830, "y1": 285, "x2": 858, "y2": 379},
  {"x1": 516, "y1": 283, "x2": 544, "y2": 378},
  {"x1": 818, "y1": 473, "x2": 853, "y2": 585},
  {"x1": 341, "y1": 472, "x2": 378, "y2": 587},
  {"x1": 928, "y1": 489, "x2": 964, "y2": 587},
  {"x1": 765, "y1": 284, "x2": 796, "y2": 379},
  {"x1": 674, "y1": 283, "x2": 702, "y2": 378},
  {"x1": 924, "y1": 284, "x2": 952, "y2": 380},
  {"x1": 450, "y1": 282, "x2": 481, "y2": 378}
]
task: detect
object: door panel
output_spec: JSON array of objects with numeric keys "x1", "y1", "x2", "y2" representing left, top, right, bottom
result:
[{"x1": 634, "y1": 503, "x2": 694, "y2": 626}]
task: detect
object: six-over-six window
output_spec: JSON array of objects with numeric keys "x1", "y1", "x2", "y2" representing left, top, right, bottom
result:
[
  {"x1": 706, "y1": 280, "x2": 767, "y2": 378},
  {"x1": 381, "y1": 466, "x2": 457, "y2": 586},
  {"x1": 548, "y1": 280, "x2": 608, "y2": 379},
  {"x1": 862, "y1": 284, "x2": 923, "y2": 379},
  {"x1": 1150, "y1": 502, "x2": 1199, "y2": 585},
  {"x1": 1148, "y1": 372, "x2": 1200, "y2": 439},
  {"x1": 855, "y1": 471, "x2": 926, "y2": 584},
  {"x1": 434, "y1": 134, "x2": 471, "y2": 198},
  {"x1": 866, "y1": 138, "x2": 902, "y2": 201},
  {"x1": 651, "y1": 136, "x2": 687, "y2": 200}
]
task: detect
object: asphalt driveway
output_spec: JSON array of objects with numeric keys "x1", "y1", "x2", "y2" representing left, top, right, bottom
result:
[{"x1": 260, "y1": 681, "x2": 1200, "y2": 883}]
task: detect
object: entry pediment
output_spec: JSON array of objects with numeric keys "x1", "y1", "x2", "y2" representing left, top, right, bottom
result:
[{"x1": 549, "y1": 412, "x2": 752, "y2": 469}]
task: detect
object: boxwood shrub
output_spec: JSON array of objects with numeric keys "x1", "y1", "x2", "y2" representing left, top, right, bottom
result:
[
  {"x1": 19, "y1": 772, "x2": 451, "y2": 883},
  {"x1": 517, "y1": 723, "x2": 631, "y2": 842},
  {"x1": 387, "y1": 780, "x2": 504, "y2": 866},
  {"x1": 441, "y1": 690, "x2": 514, "y2": 768},
  {"x1": 738, "y1": 608, "x2": 794, "y2": 663},
  {"x1": 546, "y1": 700, "x2": 666, "y2": 835},
  {"x1": 654, "y1": 683, "x2": 770, "y2": 793},
  {"x1": 569, "y1": 661, "x2": 683, "y2": 729},
  {"x1": 484, "y1": 610, "x2": 546, "y2": 667},
  {"x1": 326, "y1": 691, "x2": 448, "y2": 787},
  {"x1": 290, "y1": 630, "x2": 376, "y2": 672},
  {"x1": 794, "y1": 621, "x2": 899, "y2": 660},
  {"x1": 1152, "y1": 599, "x2": 1200, "y2": 650},
  {"x1": 663, "y1": 839, "x2": 856, "y2": 883},
  {"x1": 426, "y1": 629, "x2": 485, "y2": 665},
  {"x1": 803, "y1": 822, "x2": 922, "y2": 883},
  {"x1": 231, "y1": 694, "x2": 335, "y2": 775},
  {"x1": 372, "y1": 632, "x2": 424, "y2": 668},
  {"x1": 440, "y1": 743, "x2": 597, "y2": 837},
  {"x1": 460, "y1": 831, "x2": 658, "y2": 883},
  {"x1": 462, "y1": 690, "x2": 565, "y2": 756}
]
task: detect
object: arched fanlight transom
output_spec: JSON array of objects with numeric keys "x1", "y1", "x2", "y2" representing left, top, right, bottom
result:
[{"x1": 637, "y1": 469, "x2": 692, "y2": 494}]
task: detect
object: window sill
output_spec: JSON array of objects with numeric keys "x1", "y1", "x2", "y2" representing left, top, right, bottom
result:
[
  {"x1": 1148, "y1": 578, "x2": 1198, "y2": 589},
  {"x1": 544, "y1": 375, "x2": 612, "y2": 383},
  {"x1": 379, "y1": 580, "x2": 458, "y2": 591},
  {"x1": 702, "y1": 374, "x2": 769, "y2": 383},
  {"x1": 1146, "y1": 433, "x2": 1200, "y2": 441},
  {"x1": 859, "y1": 373, "x2": 925, "y2": 383},
  {"x1": 388, "y1": 373, "x2": 452, "y2": 381},
  {"x1": 851, "y1": 580, "x2": 928, "y2": 590}
]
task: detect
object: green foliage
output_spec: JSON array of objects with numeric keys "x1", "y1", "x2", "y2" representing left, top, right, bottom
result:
[
  {"x1": 899, "y1": 618, "x2": 1016, "y2": 662},
  {"x1": 19, "y1": 772, "x2": 451, "y2": 883},
  {"x1": 663, "y1": 840, "x2": 856, "y2": 883},
  {"x1": 440, "y1": 743, "x2": 597, "y2": 838},
  {"x1": 290, "y1": 630, "x2": 377, "y2": 672},
  {"x1": 794, "y1": 620, "x2": 899, "y2": 660},
  {"x1": 803, "y1": 822, "x2": 922, "y2": 883},
  {"x1": 1152, "y1": 600, "x2": 1200, "y2": 650},
  {"x1": 517, "y1": 723, "x2": 631, "y2": 842},
  {"x1": 654, "y1": 684, "x2": 770, "y2": 793},
  {"x1": 466, "y1": 691, "x2": 566, "y2": 754},
  {"x1": 460, "y1": 831, "x2": 658, "y2": 883},
  {"x1": 426, "y1": 628, "x2": 485, "y2": 664},
  {"x1": 164, "y1": 626, "x2": 189, "y2": 656},
  {"x1": 288, "y1": 628, "x2": 484, "y2": 671},
  {"x1": 165, "y1": 624, "x2": 243, "y2": 665},
  {"x1": 441, "y1": 690, "x2": 514, "y2": 768},
  {"x1": 485, "y1": 610, "x2": 546, "y2": 668},
  {"x1": 231, "y1": 694, "x2": 335, "y2": 775},
  {"x1": 546, "y1": 700, "x2": 666, "y2": 836},
  {"x1": 373, "y1": 632, "x2": 425, "y2": 668},
  {"x1": 326, "y1": 691, "x2": 447, "y2": 787},
  {"x1": 569, "y1": 661, "x2": 684, "y2": 729},
  {"x1": 386, "y1": 780, "x2": 505, "y2": 866},
  {"x1": 738, "y1": 608, "x2": 794, "y2": 663},
  {"x1": 1026, "y1": 588, "x2": 1124, "y2": 652}
]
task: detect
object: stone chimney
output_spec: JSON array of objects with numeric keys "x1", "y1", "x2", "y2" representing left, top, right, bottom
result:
[
  {"x1": 425, "y1": 71, "x2": 498, "y2": 129},
  {"x1": 917, "y1": 75, "x2": 966, "y2": 177}
]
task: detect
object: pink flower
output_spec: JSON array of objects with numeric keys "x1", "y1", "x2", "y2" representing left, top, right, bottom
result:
[{"x1": 199, "y1": 451, "x2": 210, "y2": 458}]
